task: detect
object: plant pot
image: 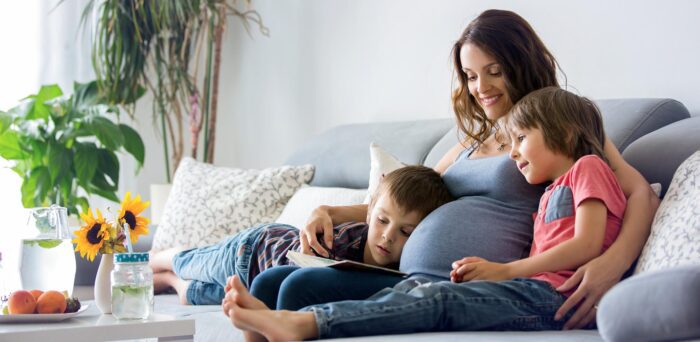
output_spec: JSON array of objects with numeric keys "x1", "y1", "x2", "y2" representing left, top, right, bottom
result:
[{"x1": 150, "y1": 184, "x2": 172, "y2": 225}]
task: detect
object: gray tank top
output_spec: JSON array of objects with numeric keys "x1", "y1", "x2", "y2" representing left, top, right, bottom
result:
[{"x1": 399, "y1": 144, "x2": 545, "y2": 279}]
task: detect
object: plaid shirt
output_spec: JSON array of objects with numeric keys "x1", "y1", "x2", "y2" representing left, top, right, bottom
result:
[{"x1": 247, "y1": 222, "x2": 368, "y2": 284}]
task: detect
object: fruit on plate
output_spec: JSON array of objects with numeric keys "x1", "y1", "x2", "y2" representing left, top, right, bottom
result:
[
  {"x1": 65, "y1": 297, "x2": 81, "y2": 313},
  {"x1": 3, "y1": 290, "x2": 82, "y2": 315},
  {"x1": 29, "y1": 289, "x2": 43, "y2": 302},
  {"x1": 8, "y1": 290, "x2": 37, "y2": 314},
  {"x1": 36, "y1": 290, "x2": 67, "y2": 314}
]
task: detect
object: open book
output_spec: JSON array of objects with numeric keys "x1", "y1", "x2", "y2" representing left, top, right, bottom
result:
[{"x1": 286, "y1": 251, "x2": 407, "y2": 277}]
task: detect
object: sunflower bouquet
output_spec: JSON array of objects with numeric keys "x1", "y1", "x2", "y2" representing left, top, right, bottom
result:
[{"x1": 73, "y1": 192, "x2": 150, "y2": 261}]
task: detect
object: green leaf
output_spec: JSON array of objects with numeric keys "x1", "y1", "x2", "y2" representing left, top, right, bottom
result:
[
  {"x1": 0, "y1": 130, "x2": 27, "y2": 160},
  {"x1": 0, "y1": 111, "x2": 11, "y2": 133},
  {"x1": 119, "y1": 124, "x2": 144, "y2": 168},
  {"x1": 90, "y1": 116, "x2": 124, "y2": 150},
  {"x1": 27, "y1": 85, "x2": 63, "y2": 120},
  {"x1": 38, "y1": 239, "x2": 63, "y2": 249},
  {"x1": 74, "y1": 143, "x2": 99, "y2": 184},
  {"x1": 21, "y1": 167, "x2": 51, "y2": 207},
  {"x1": 89, "y1": 186, "x2": 120, "y2": 203},
  {"x1": 77, "y1": 196, "x2": 90, "y2": 214},
  {"x1": 72, "y1": 81, "x2": 103, "y2": 109},
  {"x1": 91, "y1": 171, "x2": 117, "y2": 191},
  {"x1": 47, "y1": 142, "x2": 72, "y2": 183},
  {"x1": 95, "y1": 148, "x2": 119, "y2": 189}
]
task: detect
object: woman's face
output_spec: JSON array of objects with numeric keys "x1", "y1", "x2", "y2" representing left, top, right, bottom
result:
[{"x1": 460, "y1": 43, "x2": 513, "y2": 120}]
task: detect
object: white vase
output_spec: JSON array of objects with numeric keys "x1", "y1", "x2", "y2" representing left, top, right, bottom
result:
[{"x1": 94, "y1": 254, "x2": 114, "y2": 314}]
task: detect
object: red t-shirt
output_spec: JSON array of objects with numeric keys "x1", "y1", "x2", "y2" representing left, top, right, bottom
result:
[{"x1": 529, "y1": 155, "x2": 626, "y2": 293}]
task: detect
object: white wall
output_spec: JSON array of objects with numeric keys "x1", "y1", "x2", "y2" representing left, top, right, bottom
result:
[{"x1": 122, "y1": 0, "x2": 700, "y2": 207}]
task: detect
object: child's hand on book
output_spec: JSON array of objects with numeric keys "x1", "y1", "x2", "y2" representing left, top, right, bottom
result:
[
  {"x1": 300, "y1": 207, "x2": 335, "y2": 257},
  {"x1": 450, "y1": 257, "x2": 513, "y2": 282}
]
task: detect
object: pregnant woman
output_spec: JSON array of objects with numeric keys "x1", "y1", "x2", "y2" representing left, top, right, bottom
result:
[{"x1": 249, "y1": 9, "x2": 658, "y2": 330}]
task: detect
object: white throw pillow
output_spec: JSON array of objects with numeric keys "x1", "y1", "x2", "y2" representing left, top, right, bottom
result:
[
  {"x1": 152, "y1": 157, "x2": 314, "y2": 251},
  {"x1": 650, "y1": 183, "x2": 662, "y2": 197},
  {"x1": 363, "y1": 142, "x2": 405, "y2": 204},
  {"x1": 276, "y1": 185, "x2": 368, "y2": 229},
  {"x1": 635, "y1": 151, "x2": 700, "y2": 274}
]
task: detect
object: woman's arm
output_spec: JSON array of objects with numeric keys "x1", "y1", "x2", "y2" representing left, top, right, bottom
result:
[
  {"x1": 299, "y1": 204, "x2": 368, "y2": 257},
  {"x1": 555, "y1": 137, "x2": 660, "y2": 329},
  {"x1": 434, "y1": 142, "x2": 467, "y2": 174}
]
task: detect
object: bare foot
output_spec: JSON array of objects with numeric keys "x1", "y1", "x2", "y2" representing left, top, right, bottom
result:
[
  {"x1": 229, "y1": 275, "x2": 269, "y2": 310},
  {"x1": 153, "y1": 271, "x2": 191, "y2": 304},
  {"x1": 149, "y1": 247, "x2": 186, "y2": 273},
  {"x1": 229, "y1": 304, "x2": 319, "y2": 342},
  {"x1": 224, "y1": 275, "x2": 270, "y2": 342}
]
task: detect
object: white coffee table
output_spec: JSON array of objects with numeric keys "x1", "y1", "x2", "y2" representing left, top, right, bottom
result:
[{"x1": 0, "y1": 300, "x2": 195, "y2": 342}]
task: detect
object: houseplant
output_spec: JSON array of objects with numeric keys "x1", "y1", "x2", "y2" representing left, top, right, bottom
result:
[
  {"x1": 0, "y1": 81, "x2": 145, "y2": 216},
  {"x1": 83, "y1": 0, "x2": 268, "y2": 182}
]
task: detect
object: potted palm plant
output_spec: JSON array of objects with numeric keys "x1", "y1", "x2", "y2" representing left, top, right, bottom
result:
[{"x1": 82, "y1": 0, "x2": 268, "y2": 182}]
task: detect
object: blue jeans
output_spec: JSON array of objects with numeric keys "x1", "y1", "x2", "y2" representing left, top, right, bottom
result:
[
  {"x1": 172, "y1": 224, "x2": 273, "y2": 305},
  {"x1": 303, "y1": 277, "x2": 572, "y2": 338},
  {"x1": 250, "y1": 266, "x2": 404, "y2": 310}
]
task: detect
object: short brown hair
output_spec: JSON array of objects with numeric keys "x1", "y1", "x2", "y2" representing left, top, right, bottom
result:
[
  {"x1": 507, "y1": 87, "x2": 607, "y2": 163},
  {"x1": 452, "y1": 9, "x2": 561, "y2": 147},
  {"x1": 370, "y1": 165, "x2": 453, "y2": 220}
]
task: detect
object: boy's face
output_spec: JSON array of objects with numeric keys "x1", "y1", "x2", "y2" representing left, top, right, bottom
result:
[
  {"x1": 508, "y1": 126, "x2": 574, "y2": 184},
  {"x1": 364, "y1": 194, "x2": 422, "y2": 267}
]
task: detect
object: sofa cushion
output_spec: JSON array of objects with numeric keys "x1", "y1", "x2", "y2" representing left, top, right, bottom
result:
[
  {"x1": 152, "y1": 157, "x2": 314, "y2": 251},
  {"x1": 276, "y1": 185, "x2": 367, "y2": 229},
  {"x1": 634, "y1": 150, "x2": 700, "y2": 273},
  {"x1": 363, "y1": 142, "x2": 406, "y2": 204},
  {"x1": 285, "y1": 119, "x2": 452, "y2": 188},
  {"x1": 597, "y1": 265, "x2": 700, "y2": 342}
]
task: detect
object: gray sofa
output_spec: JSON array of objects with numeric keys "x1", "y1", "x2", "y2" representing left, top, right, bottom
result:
[{"x1": 75, "y1": 98, "x2": 700, "y2": 341}]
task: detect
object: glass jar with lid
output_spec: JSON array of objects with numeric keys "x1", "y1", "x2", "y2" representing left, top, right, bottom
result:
[{"x1": 110, "y1": 252, "x2": 154, "y2": 320}]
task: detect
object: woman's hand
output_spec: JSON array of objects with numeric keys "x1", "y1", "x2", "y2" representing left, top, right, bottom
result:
[
  {"x1": 554, "y1": 255, "x2": 624, "y2": 329},
  {"x1": 450, "y1": 257, "x2": 513, "y2": 283},
  {"x1": 299, "y1": 206, "x2": 334, "y2": 257}
]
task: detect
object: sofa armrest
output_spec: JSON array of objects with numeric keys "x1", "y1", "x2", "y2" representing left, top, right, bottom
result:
[{"x1": 622, "y1": 116, "x2": 700, "y2": 197}]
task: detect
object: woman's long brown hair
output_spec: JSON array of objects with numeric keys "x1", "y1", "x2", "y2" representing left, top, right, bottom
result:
[{"x1": 451, "y1": 9, "x2": 562, "y2": 146}]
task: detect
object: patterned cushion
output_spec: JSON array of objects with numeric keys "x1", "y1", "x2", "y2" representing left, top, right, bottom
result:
[
  {"x1": 635, "y1": 150, "x2": 700, "y2": 274},
  {"x1": 152, "y1": 157, "x2": 314, "y2": 251}
]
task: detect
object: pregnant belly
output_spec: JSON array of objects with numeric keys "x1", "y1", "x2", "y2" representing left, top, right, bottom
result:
[{"x1": 399, "y1": 196, "x2": 535, "y2": 279}]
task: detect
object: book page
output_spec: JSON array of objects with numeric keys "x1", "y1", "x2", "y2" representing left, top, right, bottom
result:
[
  {"x1": 286, "y1": 251, "x2": 406, "y2": 276},
  {"x1": 286, "y1": 251, "x2": 338, "y2": 268}
]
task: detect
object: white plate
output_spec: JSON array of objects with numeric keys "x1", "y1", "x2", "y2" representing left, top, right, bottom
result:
[{"x1": 0, "y1": 304, "x2": 89, "y2": 323}]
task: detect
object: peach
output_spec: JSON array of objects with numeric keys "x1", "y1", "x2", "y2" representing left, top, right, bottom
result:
[
  {"x1": 29, "y1": 289, "x2": 43, "y2": 302},
  {"x1": 36, "y1": 291, "x2": 67, "y2": 314},
  {"x1": 8, "y1": 290, "x2": 37, "y2": 314}
]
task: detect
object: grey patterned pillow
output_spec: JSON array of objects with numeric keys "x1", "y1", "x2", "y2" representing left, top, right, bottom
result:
[
  {"x1": 635, "y1": 150, "x2": 700, "y2": 274},
  {"x1": 152, "y1": 157, "x2": 314, "y2": 251}
]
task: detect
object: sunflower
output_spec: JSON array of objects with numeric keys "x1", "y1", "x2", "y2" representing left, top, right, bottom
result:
[
  {"x1": 73, "y1": 209, "x2": 109, "y2": 261},
  {"x1": 118, "y1": 192, "x2": 150, "y2": 244}
]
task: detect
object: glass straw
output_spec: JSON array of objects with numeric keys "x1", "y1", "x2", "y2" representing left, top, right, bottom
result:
[{"x1": 123, "y1": 223, "x2": 134, "y2": 253}]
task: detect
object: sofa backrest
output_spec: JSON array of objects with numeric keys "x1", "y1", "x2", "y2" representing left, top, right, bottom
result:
[{"x1": 287, "y1": 98, "x2": 691, "y2": 189}]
